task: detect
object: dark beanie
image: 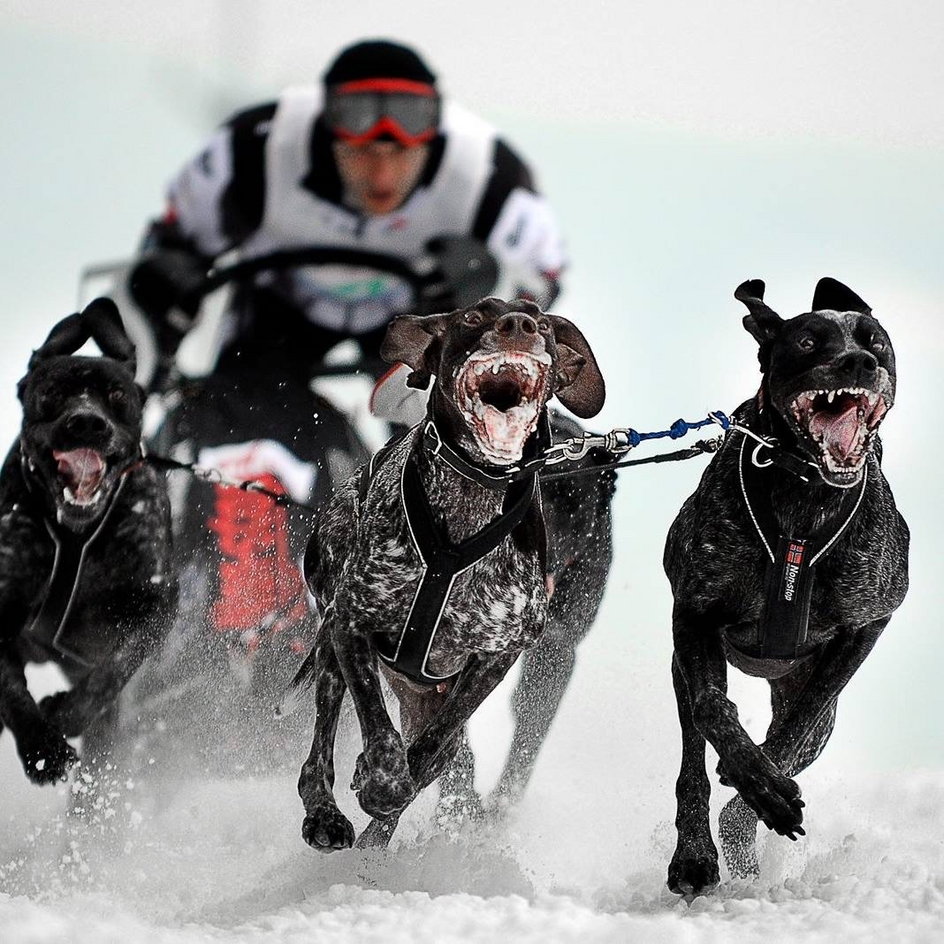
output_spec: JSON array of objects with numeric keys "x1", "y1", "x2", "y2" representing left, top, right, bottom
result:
[{"x1": 323, "y1": 40, "x2": 437, "y2": 87}]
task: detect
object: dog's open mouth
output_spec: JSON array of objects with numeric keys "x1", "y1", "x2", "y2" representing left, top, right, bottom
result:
[
  {"x1": 790, "y1": 387, "x2": 888, "y2": 481},
  {"x1": 456, "y1": 351, "x2": 551, "y2": 463},
  {"x1": 53, "y1": 448, "x2": 108, "y2": 506}
]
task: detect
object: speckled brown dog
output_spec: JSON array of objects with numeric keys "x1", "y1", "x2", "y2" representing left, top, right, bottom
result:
[
  {"x1": 290, "y1": 297, "x2": 605, "y2": 851},
  {"x1": 664, "y1": 278, "x2": 909, "y2": 896}
]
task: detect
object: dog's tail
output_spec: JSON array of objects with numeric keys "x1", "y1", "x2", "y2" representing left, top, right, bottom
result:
[
  {"x1": 275, "y1": 623, "x2": 324, "y2": 718},
  {"x1": 275, "y1": 649, "x2": 317, "y2": 718}
]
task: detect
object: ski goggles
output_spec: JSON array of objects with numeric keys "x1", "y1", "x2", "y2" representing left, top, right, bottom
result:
[{"x1": 325, "y1": 78, "x2": 440, "y2": 147}]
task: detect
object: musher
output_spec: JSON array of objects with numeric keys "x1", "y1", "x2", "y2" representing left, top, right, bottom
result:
[{"x1": 127, "y1": 37, "x2": 567, "y2": 398}]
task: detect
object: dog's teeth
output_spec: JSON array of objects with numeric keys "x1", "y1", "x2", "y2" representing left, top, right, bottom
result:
[{"x1": 827, "y1": 390, "x2": 835, "y2": 404}]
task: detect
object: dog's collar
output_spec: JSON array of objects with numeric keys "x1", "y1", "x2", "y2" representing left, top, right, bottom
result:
[
  {"x1": 728, "y1": 417, "x2": 819, "y2": 483},
  {"x1": 421, "y1": 416, "x2": 551, "y2": 491}
]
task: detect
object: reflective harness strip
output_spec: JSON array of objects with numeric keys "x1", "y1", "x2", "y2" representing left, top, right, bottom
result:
[
  {"x1": 25, "y1": 472, "x2": 129, "y2": 667},
  {"x1": 738, "y1": 434, "x2": 867, "y2": 659}
]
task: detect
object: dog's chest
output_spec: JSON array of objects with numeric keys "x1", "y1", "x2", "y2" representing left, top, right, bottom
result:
[
  {"x1": 1, "y1": 478, "x2": 173, "y2": 665},
  {"x1": 330, "y1": 452, "x2": 547, "y2": 673},
  {"x1": 668, "y1": 443, "x2": 908, "y2": 656}
]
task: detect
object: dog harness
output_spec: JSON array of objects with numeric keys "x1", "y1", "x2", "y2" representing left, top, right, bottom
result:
[
  {"x1": 21, "y1": 453, "x2": 130, "y2": 668},
  {"x1": 362, "y1": 422, "x2": 543, "y2": 686},
  {"x1": 738, "y1": 434, "x2": 867, "y2": 659}
]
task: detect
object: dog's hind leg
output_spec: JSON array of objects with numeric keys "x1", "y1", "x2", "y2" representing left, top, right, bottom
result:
[
  {"x1": 354, "y1": 812, "x2": 401, "y2": 850},
  {"x1": 436, "y1": 729, "x2": 484, "y2": 830},
  {"x1": 760, "y1": 618, "x2": 888, "y2": 778},
  {"x1": 719, "y1": 650, "x2": 846, "y2": 880},
  {"x1": 407, "y1": 651, "x2": 518, "y2": 794},
  {"x1": 492, "y1": 624, "x2": 577, "y2": 810},
  {"x1": 668, "y1": 650, "x2": 721, "y2": 897},
  {"x1": 718, "y1": 794, "x2": 760, "y2": 880},
  {"x1": 298, "y1": 628, "x2": 355, "y2": 852}
]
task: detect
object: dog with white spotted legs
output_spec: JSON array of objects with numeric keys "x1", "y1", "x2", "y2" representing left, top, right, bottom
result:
[
  {"x1": 664, "y1": 277, "x2": 909, "y2": 896},
  {"x1": 288, "y1": 297, "x2": 605, "y2": 851}
]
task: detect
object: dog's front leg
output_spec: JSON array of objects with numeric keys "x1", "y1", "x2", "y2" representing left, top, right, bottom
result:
[
  {"x1": 332, "y1": 614, "x2": 415, "y2": 820},
  {"x1": 297, "y1": 626, "x2": 356, "y2": 852},
  {"x1": 41, "y1": 609, "x2": 170, "y2": 739},
  {"x1": 407, "y1": 651, "x2": 519, "y2": 792},
  {"x1": 761, "y1": 617, "x2": 889, "y2": 777},
  {"x1": 671, "y1": 606, "x2": 804, "y2": 895},
  {"x1": 668, "y1": 647, "x2": 721, "y2": 896},
  {"x1": 0, "y1": 644, "x2": 78, "y2": 784}
]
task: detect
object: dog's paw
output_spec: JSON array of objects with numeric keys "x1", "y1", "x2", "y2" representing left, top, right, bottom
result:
[
  {"x1": 39, "y1": 690, "x2": 90, "y2": 738},
  {"x1": 301, "y1": 806, "x2": 355, "y2": 853},
  {"x1": 18, "y1": 726, "x2": 79, "y2": 785},
  {"x1": 667, "y1": 845, "x2": 720, "y2": 898},
  {"x1": 352, "y1": 746, "x2": 415, "y2": 819},
  {"x1": 726, "y1": 757, "x2": 805, "y2": 840}
]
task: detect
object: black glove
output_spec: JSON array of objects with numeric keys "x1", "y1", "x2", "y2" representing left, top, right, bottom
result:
[
  {"x1": 128, "y1": 249, "x2": 208, "y2": 355},
  {"x1": 423, "y1": 235, "x2": 500, "y2": 312}
]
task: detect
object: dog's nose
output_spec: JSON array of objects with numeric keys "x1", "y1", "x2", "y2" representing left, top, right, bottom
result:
[
  {"x1": 840, "y1": 350, "x2": 878, "y2": 378},
  {"x1": 495, "y1": 312, "x2": 538, "y2": 337},
  {"x1": 63, "y1": 411, "x2": 110, "y2": 439}
]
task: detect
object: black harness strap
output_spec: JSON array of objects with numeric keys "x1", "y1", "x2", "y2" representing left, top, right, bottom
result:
[
  {"x1": 738, "y1": 435, "x2": 867, "y2": 659},
  {"x1": 25, "y1": 474, "x2": 129, "y2": 668},
  {"x1": 374, "y1": 454, "x2": 538, "y2": 685}
]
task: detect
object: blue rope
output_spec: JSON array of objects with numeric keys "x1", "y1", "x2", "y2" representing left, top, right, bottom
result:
[{"x1": 624, "y1": 411, "x2": 731, "y2": 449}]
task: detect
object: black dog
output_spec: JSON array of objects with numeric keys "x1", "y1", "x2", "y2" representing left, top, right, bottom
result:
[
  {"x1": 0, "y1": 298, "x2": 177, "y2": 784},
  {"x1": 290, "y1": 297, "x2": 605, "y2": 851},
  {"x1": 664, "y1": 277, "x2": 909, "y2": 896}
]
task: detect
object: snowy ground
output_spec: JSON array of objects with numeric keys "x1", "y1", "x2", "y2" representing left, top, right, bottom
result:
[
  {"x1": 2, "y1": 707, "x2": 944, "y2": 943},
  {"x1": 1, "y1": 570, "x2": 943, "y2": 943}
]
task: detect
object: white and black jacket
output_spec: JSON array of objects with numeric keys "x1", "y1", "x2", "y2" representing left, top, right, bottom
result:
[{"x1": 144, "y1": 87, "x2": 566, "y2": 344}]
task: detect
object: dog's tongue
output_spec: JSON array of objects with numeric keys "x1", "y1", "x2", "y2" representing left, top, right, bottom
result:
[
  {"x1": 809, "y1": 401, "x2": 860, "y2": 461},
  {"x1": 53, "y1": 448, "x2": 105, "y2": 501}
]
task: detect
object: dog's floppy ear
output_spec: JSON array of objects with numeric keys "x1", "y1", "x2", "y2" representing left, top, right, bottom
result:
[
  {"x1": 811, "y1": 277, "x2": 871, "y2": 315},
  {"x1": 28, "y1": 297, "x2": 136, "y2": 373},
  {"x1": 83, "y1": 297, "x2": 137, "y2": 372},
  {"x1": 28, "y1": 312, "x2": 91, "y2": 370},
  {"x1": 549, "y1": 316, "x2": 605, "y2": 418},
  {"x1": 736, "y1": 279, "x2": 784, "y2": 345},
  {"x1": 381, "y1": 313, "x2": 451, "y2": 389}
]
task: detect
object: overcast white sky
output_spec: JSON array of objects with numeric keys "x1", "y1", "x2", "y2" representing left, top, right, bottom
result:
[{"x1": 6, "y1": 0, "x2": 944, "y2": 145}]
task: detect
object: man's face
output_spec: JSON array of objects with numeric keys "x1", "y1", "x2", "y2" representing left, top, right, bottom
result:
[{"x1": 333, "y1": 140, "x2": 430, "y2": 216}]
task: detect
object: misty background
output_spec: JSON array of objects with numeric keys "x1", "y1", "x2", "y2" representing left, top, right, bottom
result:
[{"x1": 1, "y1": 0, "x2": 941, "y2": 819}]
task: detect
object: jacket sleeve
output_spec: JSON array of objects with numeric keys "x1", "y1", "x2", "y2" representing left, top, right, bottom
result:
[
  {"x1": 144, "y1": 101, "x2": 276, "y2": 258},
  {"x1": 472, "y1": 139, "x2": 567, "y2": 308},
  {"x1": 127, "y1": 103, "x2": 275, "y2": 354}
]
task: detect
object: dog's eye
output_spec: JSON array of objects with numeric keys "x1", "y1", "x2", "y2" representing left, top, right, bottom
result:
[
  {"x1": 464, "y1": 311, "x2": 484, "y2": 327},
  {"x1": 796, "y1": 335, "x2": 816, "y2": 352},
  {"x1": 870, "y1": 337, "x2": 886, "y2": 353},
  {"x1": 109, "y1": 389, "x2": 127, "y2": 405},
  {"x1": 537, "y1": 318, "x2": 551, "y2": 332},
  {"x1": 35, "y1": 394, "x2": 56, "y2": 419}
]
